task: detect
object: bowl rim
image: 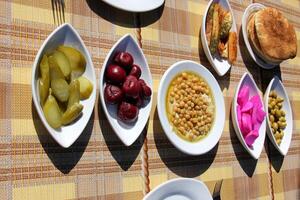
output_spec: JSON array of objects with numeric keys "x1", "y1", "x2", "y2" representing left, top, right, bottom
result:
[
  {"x1": 143, "y1": 178, "x2": 212, "y2": 200},
  {"x1": 264, "y1": 76, "x2": 293, "y2": 155},
  {"x1": 99, "y1": 33, "x2": 153, "y2": 146},
  {"x1": 231, "y1": 72, "x2": 266, "y2": 159},
  {"x1": 31, "y1": 23, "x2": 97, "y2": 148},
  {"x1": 157, "y1": 60, "x2": 225, "y2": 155},
  {"x1": 201, "y1": 0, "x2": 237, "y2": 76}
]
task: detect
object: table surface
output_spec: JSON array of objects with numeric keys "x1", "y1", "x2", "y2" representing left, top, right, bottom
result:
[{"x1": 0, "y1": 0, "x2": 299, "y2": 199}]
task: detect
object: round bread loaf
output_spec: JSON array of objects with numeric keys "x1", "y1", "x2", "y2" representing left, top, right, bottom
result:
[
  {"x1": 247, "y1": 13, "x2": 282, "y2": 64},
  {"x1": 254, "y1": 7, "x2": 297, "y2": 62}
]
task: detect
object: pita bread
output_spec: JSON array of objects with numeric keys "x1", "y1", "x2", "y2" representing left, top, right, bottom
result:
[
  {"x1": 255, "y1": 7, "x2": 297, "y2": 61},
  {"x1": 247, "y1": 13, "x2": 282, "y2": 64}
]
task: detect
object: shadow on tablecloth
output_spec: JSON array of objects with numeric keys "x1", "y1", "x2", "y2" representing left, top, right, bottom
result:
[
  {"x1": 86, "y1": 0, "x2": 164, "y2": 28},
  {"x1": 153, "y1": 107, "x2": 218, "y2": 177},
  {"x1": 98, "y1": 96, "x2": 145, "y2": 171},
  {"x1": 32, "y1": 99, "x2": 93, "y2": 174}
]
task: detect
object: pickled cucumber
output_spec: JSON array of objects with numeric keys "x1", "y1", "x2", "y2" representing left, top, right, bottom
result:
[
  {"x1": 43, "y1": 89, "x2": 62, "y2": 129},
  {"x1": 78, "y1": 76, "x2": 93, "y2": 100},
  {"x1": 61, "y1": 103, "x2": 83, "y2": 125},
  {"x1": 51, "y1": 79, "x2": 70, "y2": 102},
  {"x1": 68, "y1": 79, "x2": 80, "y2": 108}
]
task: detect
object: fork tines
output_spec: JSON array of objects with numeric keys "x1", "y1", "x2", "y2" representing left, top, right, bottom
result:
[{"x1": 51, "y1": 0, "x2": 65, "y2": 25}]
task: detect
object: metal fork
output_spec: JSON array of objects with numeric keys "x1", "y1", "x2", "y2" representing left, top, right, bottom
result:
[
  {"x1": 51, "y1": 0, "x2": 65, "y2": 25},
  {"x1": 212, "y1": 179, "x2": 223, "y2": 200}
]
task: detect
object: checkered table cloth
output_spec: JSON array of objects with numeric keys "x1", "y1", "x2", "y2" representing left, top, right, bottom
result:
[{"x1": 0, "y1": 0, "x2": 299, "y2": 199}]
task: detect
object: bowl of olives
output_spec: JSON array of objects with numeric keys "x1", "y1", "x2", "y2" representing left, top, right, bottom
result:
[
  {"x1": 99, "y1": 34, "x2": 153, "y2": 146},
  {"x1": 31, "y1": 23, "x2": 96, "y2": 148},
  {"x1": 264, "y1": 76, "x2": 293, "y2": 156}
]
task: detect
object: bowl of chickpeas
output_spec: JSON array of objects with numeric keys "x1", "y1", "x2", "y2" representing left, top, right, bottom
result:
[
  {"x1": 157, "y1": 60, "x2": 225, "y2": 155},
  {"x1": 264, "y1": 76, "x2": 293, "y2": 156}
]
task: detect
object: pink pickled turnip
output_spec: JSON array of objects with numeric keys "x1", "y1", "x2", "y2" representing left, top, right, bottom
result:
[
  {"x1": 241, "y1": 101, "x2": 253, "y2": 113},
  {"x1": 241, "y1": 113, "x2": 252, "y2": 135},
  {"x1": 238, "y1": 86, "x2": 249, "y2": 106},
  {"x1": 237, "y1": 105, "x2": 242, "y2": 125},
  {"x1": 256, "y1": 107, "x2": 266, "y2": 123},
  {"x1": 245, "y1": 130, "x2": 259, "y2": 147},
  {"x1": 253, "y1": 122, "x2": 261, "y2": 132},
  {"x1": 250, "y1": 95, "x2": 262, "y2": 108}
]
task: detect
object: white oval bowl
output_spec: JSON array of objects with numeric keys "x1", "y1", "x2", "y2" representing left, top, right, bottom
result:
[
  {"x1": 102, "y1": 0, "x2": 164, "y2": 12},
  {"x1": 143, "y1": 178, "x2": 212, "y2": 200},
  {"x1": 31, "y1": 23, "x2": 97, "y2": 148},
  {"x1": 99, "y1": 34, "x2": 153, "y2": 146},
  {"x1": 201, "y1": 0, "x2": 237, "y2": 76},
  {"x1": 241, "y1": 3, "x2": 279, "y2": 69},
  {"x1": 264, "y1": 77, "x2": 293, "y2": 155},
  {"x1": 157, "y1": 60, "x2": 225, "y2": 155},
  {"x1": 231, "y1": 72, "x2": 266, "y2": 159}
]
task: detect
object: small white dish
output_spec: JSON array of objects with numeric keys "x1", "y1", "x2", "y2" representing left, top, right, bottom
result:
[
  {"x1": 143, "y1": 178, "x2": 213, "y2": 200},
  {"x1": 242, "y1": 3, "x2": 278, "y2": 69},
  {"x1": 231, "y1": 72, "x2": 266, "y2": 159},
  {"x1": 99, "y1": 34, "x2": 153, "y2": 146},
  {"x1": 201, "y1": 0, "x2": 237, "y2": 76},
  {"x1": 102, "y1": 0, "x2": 164, "y2": 12},
  {"x1": 264, "y1": 77, "x2": 293, "y2": 155},
  {"x1": 31, "y1": 23, "x2": 97, "y2": 148},
  {"x1": 157, "y1": 60, "x2": 225, "y2": 155}
]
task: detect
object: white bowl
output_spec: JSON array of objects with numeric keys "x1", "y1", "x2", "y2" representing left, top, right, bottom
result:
[
  {"x1": 201, "y1": 0, "x2": 237, "y2": 76},
  {"x1": 241, "y1": 3, "x2": 279, "y2": 69},
  {"x1": 264, "y1": 77, "x2": 293, "y2": 155},
  {"x1": 99, "y1": 34, "x2": 153, "y2": 146},
  {"x1": 102, "y1": 0, "x2": 164, "y2": 12},
  {"x1": 231, "y1": 72, "x2": 266, "y2": 159},
  {"x1": 157, "y1": 60, "x2": 225, "y2": 155},
  {"x1": 143, "y1": 178, "x2": 212, "y2": 200},
  {"x1": 31, "y1": 23, "x2": 97, "y2": 148}
]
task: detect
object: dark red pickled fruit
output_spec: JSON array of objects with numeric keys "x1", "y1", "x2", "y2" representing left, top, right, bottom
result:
[
  {"x1": 142, "y1": 85, "x2": 152, "y2": 98},
  {"x1": 104, "y1": 84, "x2": 124, "y2": 104},
  {"x1": 129, "y1": 64, "x2": 141, "y2": 78},
  {"x1": 118, "y1": 102, "x2": 139, "y2": 123},
  {"x1": 126, "y1": 95, "x2": 144, "y2": 108},
  {"x1": 114, "y1": 52, "x2": 134, "y2": 71},
  {"x1": 138, "y1": 79, "x2": 152, "y2": 98},
  {"x1": 122, "y1": 75, "x2": 141, "y2": 98},
  {"x1": 105, "y1": 64, "x2": 126, "y2": 85}
]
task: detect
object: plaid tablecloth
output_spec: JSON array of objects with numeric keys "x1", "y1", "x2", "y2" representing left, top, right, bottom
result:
[{"x1": 0, "y1": 0, "x2": 299, "y2": 199}]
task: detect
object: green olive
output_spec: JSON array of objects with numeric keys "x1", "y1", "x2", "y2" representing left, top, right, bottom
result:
[
  {"x1": 272, "y1": 122, "x2": 278, "y2": 131},
  {"x1": 269, "y1": 115, "x2": 275, "y2": 123},
  {"x1": 270, "y1": 101, "x2": 276, "y2": 108},
  {"x1": 279, "y1": 117, "x2": 286, "y2": 122},
  {"x1": 271, "y1": 109, "x2": 276, "y2": 115},
  {"x1": 275, "y1": 110, "x2": 282, "y2": 118},
  {"x1": 278, "y1": 121, "x2": 287, "y2": 129},
  {"x1": 276, "y1": 139, "x2": 281, "y2": 145},
  {"x1": 274, "y1": 131, "x2": 281, "y2": 140},
  {"x1": 281, "y1": 110, "x2": 286, "y2": 117},
  {"x1": 277, "y1": 103, "x2": 282, "y2": 109}
]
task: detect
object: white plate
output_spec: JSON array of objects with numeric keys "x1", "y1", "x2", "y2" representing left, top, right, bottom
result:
[
  {"x1": 157, "y1": 60, "x2": 225, "y2": 155},
  {"x1": 242, "y1": 3, "x2": 278, "y2": 69},
  {"x1": 264, "y1": 77, "x2": 293, "y2": 155},
  {"x1": 99, "y1": 34, "x2": 153, "y2": 146},
  {"x1": 102, "y1": 0, "x2": 164, "y2": 12},
  {"x1": 31, "y1": 23, "x2": 97, "y2": 148},
  {"x1": 143, "y1": 178, "x2": 213, "y2": 200},
  {"x1": 231, "y1": 72, "x2": 266, "y2": 159},
  {"x1": 201, "y1": 0, "x2": 237, "y2": 76}
]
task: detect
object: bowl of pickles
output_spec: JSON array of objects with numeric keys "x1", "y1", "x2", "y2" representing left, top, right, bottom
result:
[
  {"x1": 264, "y1": 77, "x2": 293, "y2": 155},
  {"x1": 32, "y1": 23, "x2": 96, "y2": 148}
]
